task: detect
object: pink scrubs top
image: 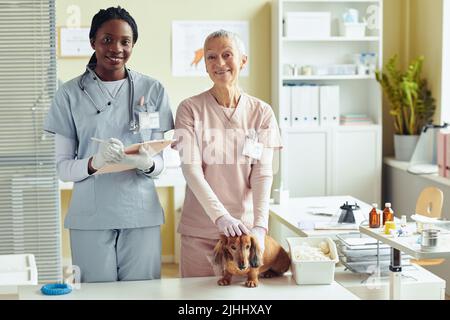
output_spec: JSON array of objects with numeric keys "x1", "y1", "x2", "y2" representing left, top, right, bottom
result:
[{"x1": 174, "y1": 90, "x2": 282, "y2": 240}]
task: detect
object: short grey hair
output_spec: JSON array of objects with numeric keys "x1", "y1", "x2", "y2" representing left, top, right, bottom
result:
[{"x1": 203, "y1": 29, "x2": 247, "y2": 57}]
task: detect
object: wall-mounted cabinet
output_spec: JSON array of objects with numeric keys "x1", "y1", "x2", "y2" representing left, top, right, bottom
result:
[{"x1": 272, "y1": 0, "x2": 383, "y2": 204}]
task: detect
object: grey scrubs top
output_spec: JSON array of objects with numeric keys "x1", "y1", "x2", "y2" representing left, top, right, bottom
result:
[{"x1": 44, "y1": 67, "x2": 174, "y2": 230}]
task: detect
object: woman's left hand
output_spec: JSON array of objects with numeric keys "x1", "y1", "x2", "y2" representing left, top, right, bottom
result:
[{"x1": 120, "y1": 145, "x2": 154, "y2": 171}]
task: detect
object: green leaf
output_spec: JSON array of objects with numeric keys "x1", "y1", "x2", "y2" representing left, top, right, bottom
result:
[{"x1": 376, "y1": 55, "x2": 435, "y2": 135}]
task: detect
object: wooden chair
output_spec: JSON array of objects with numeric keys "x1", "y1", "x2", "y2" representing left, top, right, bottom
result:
[
  {"x1": 410, "y1": 187, "x2": 445, "y2": 266},
  {"x1": 416, "y1": 187, "x2": 443, "y2": 218}
]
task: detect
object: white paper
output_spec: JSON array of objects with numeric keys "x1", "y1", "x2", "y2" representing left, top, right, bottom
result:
[
  {"x1": 172, "y1": 21, "x2": 249, "y2": 77},
  {"x1": 94, "y1": 139, "x2": 174, "y2": 175},
  {"x1": 59, "y1": 27, "x2": 93, "y2": 57}
]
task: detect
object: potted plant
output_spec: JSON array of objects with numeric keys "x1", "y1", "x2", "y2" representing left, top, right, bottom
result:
[{"x1": 376, "y1": 55, "x2": 436, "y2": 161}]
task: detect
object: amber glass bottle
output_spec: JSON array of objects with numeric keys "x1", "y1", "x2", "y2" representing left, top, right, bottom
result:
[
  {"x1": 369, "y1": 203, "x2": 380, "y2": 228},
  {"x1": 382, "y1": 202, "x2": 394, "y2": 226}
]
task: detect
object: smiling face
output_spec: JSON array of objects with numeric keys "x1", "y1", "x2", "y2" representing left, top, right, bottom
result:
[
  {"x1": 90, "y1": 19, "x2": 134, "y2": 80},
  {"x1": 204, "y1": 36, "x2": 247, "y2": 87}
]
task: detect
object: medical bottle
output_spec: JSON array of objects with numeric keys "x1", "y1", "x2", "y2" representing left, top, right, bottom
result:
[
  {"x1": 382, "y1": 202, "x2": 394, "y2": 226},
  {"x1": 369, "y1": 203, "x2": 380, "y2": 228}
]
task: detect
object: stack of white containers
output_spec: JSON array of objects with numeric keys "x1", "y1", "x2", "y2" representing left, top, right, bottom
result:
[
  {"x1": 280, "y1": 85, "x2": 340, "y2": 128},
  {"x1": 284, "y1": 12, "x2": 331, "y2": 38}
]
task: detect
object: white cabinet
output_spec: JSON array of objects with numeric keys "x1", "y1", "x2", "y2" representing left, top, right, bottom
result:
[
  {"x1": 272, "y1": 0, "x2": 383, "y2": 204},
  {"x1": 331, "y1": 126, "x2": 381, "y2": 201},
  {"x1": 282, "y1": 128, "x2": 331, "y2": 197}
]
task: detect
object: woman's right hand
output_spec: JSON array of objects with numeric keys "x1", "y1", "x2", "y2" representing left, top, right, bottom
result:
[
  {"x1": 91, "y1": 138, "x2": 125, "y2": 170},
  {"x1": 215, "y1": 214, "x2": 250, "y2": 237}
]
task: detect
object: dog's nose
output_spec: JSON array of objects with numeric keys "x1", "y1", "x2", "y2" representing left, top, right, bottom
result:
[{"x1": 238, "y1": 263, "x2": 246, "y2": 270}]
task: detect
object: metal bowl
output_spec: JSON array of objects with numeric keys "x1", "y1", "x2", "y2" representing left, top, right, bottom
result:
[{"x1": 421, "y1": 229, "x2": 440, "y2": 248}]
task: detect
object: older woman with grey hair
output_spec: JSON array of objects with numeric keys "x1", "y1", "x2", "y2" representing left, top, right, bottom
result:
[{"x1": 174, "y1": 30, "x2": 282, "y2": 278}]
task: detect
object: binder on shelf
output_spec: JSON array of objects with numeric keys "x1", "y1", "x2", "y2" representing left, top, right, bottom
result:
[
  {"x1": 280, "y1": 85, "x2": 292, "y2": 128},
  {"x1": 319, "y1": 85, "x2": 340, "y2": 127},
  {"x1": 308, "y1": 85, "x2": 320, "y2": 127},
  {"x1": 291, "y1": 85, "x2": 319, "y2": 127}
]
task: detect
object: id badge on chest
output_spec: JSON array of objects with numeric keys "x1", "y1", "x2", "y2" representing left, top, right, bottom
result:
[
  {"x1": 139, "y1": 111, "x2": 160, "y2": 130},
  {"x1": 242, "y1": 129, "x2": 263, "y2": 160}
]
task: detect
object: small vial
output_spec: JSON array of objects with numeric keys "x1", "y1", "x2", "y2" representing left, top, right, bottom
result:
[
  {"x1": 369, "y1": 203, "x2": 380, "y2": 228},
  {"x1": 401, "y1": 215, "x2": 407, "y2": 227}
]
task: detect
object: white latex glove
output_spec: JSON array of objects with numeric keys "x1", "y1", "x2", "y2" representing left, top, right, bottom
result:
[
  {"x1": 120, "y1": 145, "x2": 155, "y2": 171},
  {"x1": 91, "y1": 138, "x2": 125, "y2": 170},
  {"x1": 215, "y1": 214, "x2": 250, "y2": 237},
  {"x1": 251, "y1": 226, "x2": 266, "y2": 254}
]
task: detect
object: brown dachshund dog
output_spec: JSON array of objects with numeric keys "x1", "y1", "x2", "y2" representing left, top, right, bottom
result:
[{"x1": 213, "y1": 234, "x2": 290, "y2": 287}]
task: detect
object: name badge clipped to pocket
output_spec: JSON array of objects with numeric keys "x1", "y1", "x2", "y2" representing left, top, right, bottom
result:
[
  {"x1": 242, "y1": 129, "x2": 263, "y2": 160},
  {"x1": 138, "y1": 104, "x2": 160, "y2": 130}
]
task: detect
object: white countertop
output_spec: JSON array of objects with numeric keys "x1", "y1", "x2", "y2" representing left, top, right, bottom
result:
[
  {"x1": 384, "y1": 156, "x2": 450, "y2": 188},
  {"x1": 360, "y1": 224, "x2": 450, "y2": 259},
  {"x1": 270, "y1": 196, "x2": 372, "y2": 238},
  {"x1": 18, "y1": 274, "x2": 358, "y2": 300}
]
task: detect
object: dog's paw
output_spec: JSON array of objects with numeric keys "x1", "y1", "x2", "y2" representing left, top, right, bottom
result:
[
  {"x1": 218, "y1": 278, "x2": 231, "y2": 286},
  {"x1": 245, "y1": 280, "x2": 259, "y2": 288},
  {"x1": 261, "y1": 270, "x2": 278, "y2": 278}
]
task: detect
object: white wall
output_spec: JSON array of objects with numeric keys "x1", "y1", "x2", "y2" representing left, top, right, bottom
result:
[{"x1": 440, "y1": 0, "x2": 450, "y2": 123}]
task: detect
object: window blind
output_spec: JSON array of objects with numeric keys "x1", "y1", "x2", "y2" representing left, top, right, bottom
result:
[{"x1": 0, "y1": 0, "x2": 61, "y2": 283}]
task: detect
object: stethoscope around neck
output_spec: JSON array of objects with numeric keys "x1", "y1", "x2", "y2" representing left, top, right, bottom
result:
[{"x1": 78, "y1": 64, "x2": 138, "y2": 133}]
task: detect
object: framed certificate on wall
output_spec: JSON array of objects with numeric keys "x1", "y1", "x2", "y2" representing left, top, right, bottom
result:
[{"x1": 58, "y1": 27, "x2": 93, "y2": 58}]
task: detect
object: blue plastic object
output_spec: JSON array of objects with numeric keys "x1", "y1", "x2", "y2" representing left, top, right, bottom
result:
[{"x1": 41, "y1": 283, "x2": 72, "y2": 295}]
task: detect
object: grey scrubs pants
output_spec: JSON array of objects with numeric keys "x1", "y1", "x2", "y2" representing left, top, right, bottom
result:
[{"x1": 70, "y1": 226, "x2": 161, "y2": 283}]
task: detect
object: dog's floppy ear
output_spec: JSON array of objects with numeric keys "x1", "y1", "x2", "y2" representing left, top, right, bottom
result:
[
  {"x1": 249, "y1": 235, "x2": 262, "y2": 268},
  {"x1": 213, "y1": 235, "x2": 228, "y2": 266}
]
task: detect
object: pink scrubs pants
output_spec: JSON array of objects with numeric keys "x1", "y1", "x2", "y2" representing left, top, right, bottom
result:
[{"x1": 180, "y1": 234, "x2": 220, "y2": 277}]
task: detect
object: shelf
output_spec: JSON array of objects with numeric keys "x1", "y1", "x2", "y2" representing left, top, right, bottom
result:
[
  {"x1": 274, "y1": 0, "x2": 383, "y2": 204},
  {"x1": 337, "y1": 124, "x2": 380, "y2": 131},
  {"x1": 283, "y1": 36, "x2": 379, "y2": 42},
  {"x1": 283, "y1": 0, "x2": 379, "y2": 3},
  {"x1": 283, "y1": 74, "x2": 375, "y2": 81},
  {"x1": 384, "y1": 156, "x2": 450, "y2": 187},
  {"x1": 384, "y1": 156, "x2": 450, "y2": 194},
  {"x1": 280, "y1": 124, "x2": 380, "y2": 133}
]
